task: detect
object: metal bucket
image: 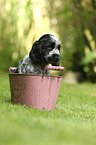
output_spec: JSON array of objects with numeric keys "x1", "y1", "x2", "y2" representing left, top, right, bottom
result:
[{"x1": 9, "y1": 66, "x2": 64, "y2": 110}]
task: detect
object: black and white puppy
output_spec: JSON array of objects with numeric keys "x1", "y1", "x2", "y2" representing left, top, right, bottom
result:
[{"x1": 15, "y1": 34, "x2": 61, "y2": 75}]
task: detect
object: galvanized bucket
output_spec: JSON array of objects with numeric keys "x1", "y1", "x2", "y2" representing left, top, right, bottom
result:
[{"x1": 9, "y1": 66, "x2": 64, "y2": 110}]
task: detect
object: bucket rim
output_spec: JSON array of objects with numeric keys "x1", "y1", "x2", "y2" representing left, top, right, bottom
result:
[{"x1": 8, "y1": 73, "x2": 63, "y2": 78}]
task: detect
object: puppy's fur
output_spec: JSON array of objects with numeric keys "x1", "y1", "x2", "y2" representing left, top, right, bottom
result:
[{"x1": 15, "y1": 34, "x2": 61, "y2": 75}]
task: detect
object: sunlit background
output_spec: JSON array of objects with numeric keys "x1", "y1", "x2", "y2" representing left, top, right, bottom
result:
[{"x1": 0, "y1": 0, "x2": 96, "y2": 82}]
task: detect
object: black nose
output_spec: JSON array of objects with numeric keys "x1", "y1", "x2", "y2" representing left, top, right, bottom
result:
[{"x1": 52, "y1": 54, "x2": 60, "y2": 61}]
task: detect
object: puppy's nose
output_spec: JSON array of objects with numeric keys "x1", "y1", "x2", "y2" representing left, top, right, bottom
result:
[{"x1": 53, "y1": 54, "x2": 60, "y2": 61}]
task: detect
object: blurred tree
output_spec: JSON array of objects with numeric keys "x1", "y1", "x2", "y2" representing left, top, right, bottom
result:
[
  {"x1": 0, "y1": 0, "x2": 33, "y2": 71},
  {"x1": 46, "y1": 0, "x2": 96, "y2": 81},
  {"x1": 72, "y1": 0, "x2": 96, "y2": 81}
]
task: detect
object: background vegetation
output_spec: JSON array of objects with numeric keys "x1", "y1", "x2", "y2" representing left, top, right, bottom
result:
[
  {"x1": 47, "y1": 0, "x2": 96, "y2": 82},
  {"x1": 0, "y1": 0, "x2": 96, "y2": 81},
  {"x1": 0, "y1": 0, "x2": 33, "y2": 71}
]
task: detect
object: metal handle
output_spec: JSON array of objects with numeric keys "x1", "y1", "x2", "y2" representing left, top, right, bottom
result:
[
  {"x1": 9, "y1": 66, "x2": 64, "y2": 77},
  {"x1": 42, "y1": 65, "x2": 64, "y2": 78},
  {"x1": 9, "y1": 67, "x2": 17, "y2": 73}
]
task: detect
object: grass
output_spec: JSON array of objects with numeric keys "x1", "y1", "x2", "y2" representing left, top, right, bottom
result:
[{"x1": 0, "y1": 71, "x2": 96, "y2": 145}]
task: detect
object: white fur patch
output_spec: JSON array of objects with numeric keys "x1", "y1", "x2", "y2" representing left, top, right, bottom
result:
[
  {"x1": 51, "y1": 36, "x2": 61, "y2": 45},
  {"x1": 47, "y1": 49, "x2": 60, "y2": 57}
]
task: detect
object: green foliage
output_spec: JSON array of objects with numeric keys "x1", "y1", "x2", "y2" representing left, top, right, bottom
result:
[
  {"x1": 81, "y1": 28, "x2": 96, "y2": 81},
  {"x1": 0, "y1": 0, "x2": 33, "y2": 71},
  {"x1": 1, "y1": 73, "x2": 96, "y2": 145},
  {"x1": 47, "y1": 0, "x2": 96, "y2": 81}
]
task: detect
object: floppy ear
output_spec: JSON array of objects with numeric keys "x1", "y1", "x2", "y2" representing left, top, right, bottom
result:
[{"x1": 29, "y1": 41, "x2": 43, "y2": 65}]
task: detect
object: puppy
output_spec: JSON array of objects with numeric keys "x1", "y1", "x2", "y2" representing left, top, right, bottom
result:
[{"x1": 15, "y1": 34, "x2": 61, "y2": 75}]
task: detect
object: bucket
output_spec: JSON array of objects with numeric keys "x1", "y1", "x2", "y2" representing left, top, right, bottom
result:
[{"x1": 9, "y1": 66, "x2": 64, "y2": 110}]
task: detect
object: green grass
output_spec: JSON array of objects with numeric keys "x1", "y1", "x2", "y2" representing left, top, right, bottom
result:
[{"x1": 0, "y1": 71, "x2": 96, "y2": 145}]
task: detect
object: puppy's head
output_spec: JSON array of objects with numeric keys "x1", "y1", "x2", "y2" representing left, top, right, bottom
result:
[{"x1": 29, "y1": 34, "x2": 61, "y2": 66}]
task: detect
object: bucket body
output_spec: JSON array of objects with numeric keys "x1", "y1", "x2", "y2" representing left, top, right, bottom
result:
[{"x1": 9, "y1": 74, "x2": 62, "y2": 110}]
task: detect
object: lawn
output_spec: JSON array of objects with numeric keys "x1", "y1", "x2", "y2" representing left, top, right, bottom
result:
[{"x1": 0, "y1": 71, "x2": 96, "y2": 145}]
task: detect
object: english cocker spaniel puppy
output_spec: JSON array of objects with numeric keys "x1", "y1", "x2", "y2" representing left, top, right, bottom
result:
[{"x1": 15, "y1": 34, "x2": 61, "y2": 75}]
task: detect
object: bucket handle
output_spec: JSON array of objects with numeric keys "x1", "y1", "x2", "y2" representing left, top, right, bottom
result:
[
  {"x1": 42, "y1": 66, "x2": 64, "y2": 78},
  {"x1": 9, "y1": 66, "x2": 64, "y2": 77},
  {"x1": 9, "y1": 67, "x2": 17, "y2": 73}
]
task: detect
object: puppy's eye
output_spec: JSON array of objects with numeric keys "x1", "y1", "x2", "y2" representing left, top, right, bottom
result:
[
  {"x1": 48, "y1": 42, "x2": 55, "y2": 50},
  {"x1": 58, "y1": 45, "x2": 61, "y2": 50},
  {"x1": 51, "y1": 42, "x2": 55, "y2": 48}
]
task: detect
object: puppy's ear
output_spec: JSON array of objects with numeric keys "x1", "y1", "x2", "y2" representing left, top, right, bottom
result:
[{"x1": 29, "y1": 41, "x2": 43, "y2": 65}]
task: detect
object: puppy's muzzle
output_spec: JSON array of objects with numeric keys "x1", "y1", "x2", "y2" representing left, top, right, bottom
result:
[
  {"x1": 52, "y1": 54, "x2": 60, "y2": 61},
  {"x1": 47, "y1": 54, "x2": 61, "y2": 66}
]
